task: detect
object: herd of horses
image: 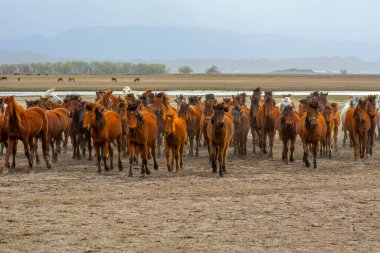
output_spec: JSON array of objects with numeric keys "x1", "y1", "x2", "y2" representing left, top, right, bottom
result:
[{"x1": 0, "y1": 87, "x2": 379, "y2": 177}]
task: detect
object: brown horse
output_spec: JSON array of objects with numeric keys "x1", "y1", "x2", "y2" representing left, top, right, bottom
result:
[
  {"x1": 365, "y1": 95, "x2": 377, "y2": 157},
  {"x1": 178, "y1": 103, "x2": 203, "y2": 157},
  {"x1": 232, "y1": 105, "x2": 250, "y2": 157},
  {"x1": 207, "y1": 103, "x2": 234, "y2": 176},
  {"x1": 320, "y1": 105, "x2": 335, "y2": 159},
  {"x1": 330, "y1": 103, "x2": 341, "y2": 151},
  {"x1": 57, "y1": 77, "x2": 63, "y2": 82},
  {"x1": 298, "y1": 99, "x2": 308, "y2": 117},
  {"x1": 1, "y1": 96, "x2": 51, "y2": 174},
  {"x1": 257, "y1": 91, "x2": 280, "y2": 160},
  {"x1": 0, "y1": 114, "x2": 17, "y2": 168},
  {"x1": 278, "y1": 105, "x2": 300, "y2": 164},
  {"x1": 84, "y1": 103, "x2": 123, "y2": 173},
  {"x1": 345, "y1": 99, "x2": 371, "y2": 160},
  {"x1": 200, "y1": 101, "x2": 215, "y2": 158},
  {"x1": 297, "y1": 99, "x2": 327, "y2": 169},
  {"x1": 62, "y1": 95, "x2": 92, "y2": 160},
  {"x1": 163, "y1": 112, "x2": 187, "y2": 172},
  {"x1": 26, "y1": 99, "x2": 70, "y2": 162},
  {"x1": 249, "y1": 87, "x2": 262, "y2": 154},
  {"x1": 126, "y1": 101, "x2": 158, "y2": 177}
]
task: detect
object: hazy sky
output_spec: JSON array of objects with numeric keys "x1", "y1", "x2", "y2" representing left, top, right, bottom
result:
[{"x1": 1, "y1": 0, "x2": 379, "y2": 41}]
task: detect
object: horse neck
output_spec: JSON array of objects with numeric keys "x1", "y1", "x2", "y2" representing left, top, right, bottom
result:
[{"x1": 9, "y1": 102, "x2": 25, "y2": 128}]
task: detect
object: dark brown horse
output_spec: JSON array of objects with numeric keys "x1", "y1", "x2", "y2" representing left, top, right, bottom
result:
[
  {"x1": 232, "y1": 105, "x2": 250, "y2": 157},
  {"x1": 320, "y1": 105, "x2": 335, "y2": 159},
  {"x1": 249, "y1": 87, "x2": 262, "y2": 154},
  {"x1": 345, "y1": 99, "x2": 371, "y2": 160},
  {"x1": 330, "y1": 103, "x2": 341, "y2": 152},
  {"x1": 62, "y1": 95, "x2": 92, "y2": 160},
  {"x1": 1, "y1": 96, "x2": 51, "y2": 174},
  {"x1": 278, "y1": 105, "x2": 299, "y2": 164},
  {"x1": 84, "y1": 102, "x2": 123, "y2": 173},
  {"x1": 297, "y1": 99, "x2": 327, "y2": 169},
  {"x1": 257, "y1": 91, "x2": 280, "y2": 160}
]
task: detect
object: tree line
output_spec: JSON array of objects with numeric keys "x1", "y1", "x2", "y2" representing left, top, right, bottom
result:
[{"x1": 0, "y1": 61, "x2": 167, "y2": 75}]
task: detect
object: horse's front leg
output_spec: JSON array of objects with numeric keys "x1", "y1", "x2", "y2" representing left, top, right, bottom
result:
[
  {"x1": 33, "y1": 137, "x2": 40, "y2": 164},
  {"x1": 268, "y1": 130, "x2": 275, "y2": 160},
  {"x1": 302, "y1": 141, "x2": 310, "y2": 168},
  {"x1": 23, "y1": 138, "x2": 34, "y2": 173},
  {"x1": 2, "y1": 138, "x2": 13, "y2": 174},
  {"x1": 313, "y1": 141, "x2": 318, "y2": 170}
]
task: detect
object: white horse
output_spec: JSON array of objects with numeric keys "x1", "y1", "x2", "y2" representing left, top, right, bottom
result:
[
  {"x1": 41, "y1": 88, "x2": 63, "y2": 104},
  {"x1": 123, "y1": 86, "x2": 139, "y2": 98},
  {"x1": 276, "y1": 95, "x2": 294, "y2": 112},
  {"x1": 341, "y1": 96, "x2": 360, "y2": 146}
]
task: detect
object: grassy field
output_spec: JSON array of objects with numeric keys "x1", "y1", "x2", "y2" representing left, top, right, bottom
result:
[{"x1": 0, "y1": 73, "x2": 380, "y2": 91}]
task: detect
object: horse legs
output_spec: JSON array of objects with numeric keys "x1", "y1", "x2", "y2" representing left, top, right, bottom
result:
[
  {"x1": 86, "y1": 130, "x2": 92, "y2": 161},
  {"x1": 233, "y1": 130, "x2": 238, "y2": 156},
  {"x1": 222, "y1": 144, "x2": 228, "y2": 174},
  {"x1": 156, "y1": 131, "x2": 162, "y2": 158},
  {"x1": 117, "y1": 136, "x2": 123, "y2": 171},
  {"x1": 0, "y1": 142, "x2": 5, "y2": 157},
  {"x1": 128, "y1": 143, "x2": 135, "y2": 177},
  {"x1": 71, "y1": 132, "x2": 77, "y2": 159},
  {"x1": 251, "y1": 127, "x2": 256, "y2": 154},
  {"x1": 11, "y1": 140, "x2": 17, "y2": 168},
  {"x1": 289, "y1": 138, "x2": 296, "y2": 162},
  {"x1": 50, "y1": 138, "x2": 57, "y2": 162},
  {"x1": 63, "y1": 129, "x2": 69, "y2": 153},
  {"x1": 33, "y1": 137, "x2": 40, "y2": 164},
  {"x1": 210, "y1": 144, "x2": 218, "y2": 173},
  {"x1": 268, "y1": 131, "x2": 275, "y2": 160},
  {"x1": 333, "y1": 128, "x2": 338, "y2": 152},
  {"x1": 179, "y1": 143, "x2": 184, "y2": 170},
  {"x1": 102, "y1": 142, "x2": 109, "y2": 171},
  {"x1": 195, "y1": 131, "x2": 200, "y2": 157},
  {"x1": 94, "y1": 143, "x2": 101, "y2": 173},
  {"x1": 2, "y1": 139, "x2": 13, "y2": 174},
  {"x1": 150, "y1": 141, "x2": 159, "y2": 171},
  {"x1": 313, "y1": 142, "x2": 318, "y2": 169},
  {"x1": 328, "y1": 135, "x2": 332, "y2": 159},
  {"x1": 108, "y1": 143, "x2": 114, "y2": 171},
  {"x1": 171, "y1": 147, "x2": 176, "y2": 172},
  {"x1": 262, "y1": 131, "x2": 267, "y2": 154},
  {"x1": 23, "y1": 139, "x2": 34, "y2": 173},
  {"x1": 140, "y1": 144, "x2": 149, "y2": 177},
  {"x1": 282, "y1": 138, "x2": 288, "y2": 164},
  {"x1": 165, "y1": 145, "x2": 172, "y2": 172},
  {"x1": 189, "y1": 133, "x2": 194, "y2": 157},
  {"x1": 351, "y1": 132, "x2": 359, "y2": 160},
  {"x1": 302, "y1": 141, "x2": 310, "y2": 168},
  {"x1": 343, "y1": 126, "x2": 347, "y2": 147},
  {"x1": 41, "y1": 131, "x2": 51, "y2": 169}
]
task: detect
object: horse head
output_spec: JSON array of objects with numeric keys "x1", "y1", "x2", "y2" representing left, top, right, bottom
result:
[
  {"x1": 126, "y1": 101, "x2": 143, "y2": 133},
  {"x1": 211, "y1": 103, "x2": 229, "y2": 128},
  {"x1": 366, "y1": 95, "x2": 377, "y2": 119},
  {"x1": 306, "y1": 99, "x2": 320, "y2": 130}
]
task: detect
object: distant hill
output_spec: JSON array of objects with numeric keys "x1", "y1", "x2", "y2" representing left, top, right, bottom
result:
[
  {"x1": 0, "y1": 49, "x2": 63, "y2": 64},
  {"x1": 271, "y1": 68, "x2": 315, "y2": 74},
  {"x1": 0, "y1": 26, "x2": 379, "y2": 62}
]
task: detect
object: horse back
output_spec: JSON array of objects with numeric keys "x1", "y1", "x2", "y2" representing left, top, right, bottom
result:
[
  {"x1": 24, "y1": 107, "x2": 47, "y2": 136},
  {"x1": 104, "y1": 111, "x2": 123, "y2": 141}
]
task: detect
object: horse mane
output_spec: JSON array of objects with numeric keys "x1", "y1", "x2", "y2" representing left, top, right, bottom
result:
[
  {"x1": 330, "y1": 102, "x2": 338, "y2": 108},
  {"x1": 95, "y1": 107, "x2": 105, "y2": 129},
  {"x1": 264, "y1": 91, "x2": 273, "y2": 97},
  {"x1": 205, "y1": 94, "x2": 215, "y2": 101},
  {"x1": 253, "y1": 87, "x2": 261, "y2": 95}
]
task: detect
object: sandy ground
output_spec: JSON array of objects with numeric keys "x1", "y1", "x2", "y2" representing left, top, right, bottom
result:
[{"x1": 0, "y1": 110, "x2": 379, "y2": 252}]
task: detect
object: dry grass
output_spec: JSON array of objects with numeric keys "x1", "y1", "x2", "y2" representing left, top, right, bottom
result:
[{"x1": 1, "y1": 74, "x2": 380, "y2": 91}]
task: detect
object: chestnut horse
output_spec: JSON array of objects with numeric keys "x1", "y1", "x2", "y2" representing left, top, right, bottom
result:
[
  {"x1": 249, "y1": 88, "x2": 263, "y2": 154},
  {"x1": 232, "y1": 105, "x2": 250, "y2": 157},
  {"x1": 84, "y1": 103, "x2": 123, "y2": 173},
  {"x1": 126, "y1": 102, "x2": 158, "y2": 177},
  {"x1": 163, "y1": 112, "x2": 187, "y2": 172},
  {"x1": 1, "y1": 96, "x2": 51, "y2": 174},
  {"x1": 257, "y1": 91, "x2": 280, "y2": 160},
  {"x1": 200, "y1": 101, "x2": 215, "y2": 159},
  {"x1": 297, "y1": 99, "x2": 327, "y2": 169},
  {"x1": 330, "y1": 103, "x2": 341, "y2": 152},
  {"x1": 278, "y1": 105, "x2": 300, "y2": 164},
  {"x1": 178, "y1": 103, "x2": 203, "y2": 157},
  {"x1": 320, "y1": 105, "x2": 335, "y2": 159},
  {"x1": 207, "y1": 103, "x2": 234, "y2": 176},
  {"x1": 345, "y1": 99, "x2": 371, "y2": 160},
  {"x1": 26, "y1": 99, "x2": 70, "y2": 162}
]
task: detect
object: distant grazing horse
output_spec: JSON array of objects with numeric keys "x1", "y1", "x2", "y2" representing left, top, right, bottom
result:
[
  {"x1": 365, "y1": 95, "x2": 378, "y2": 157},
  {"x1": 178, "y1": 103, "x2": 203, "y2": 157},
  {"x1": 257, "y1": 91, "x2": 280, "y2": 160},
  {"x1": 126, "y1": 101, "x2": 158, "y2": 177},
  {"x1": 1, "y1": 96, "x2": 51, "y2": 174},
  {"x1": 134, "y1": 77, "x2": 140, "y2": 83},
  {"x1": 320, "y1": 105, "x2": 335, "y2": 159},
  {"x1": 232, "y1": 105, "x2": 250, "y2": 157},
  {"x1": 68, "y1": 77, "x2": 75, "y2": 82},
  {"x1": 62, "y1": 95, "x2": 92, "y2": 160},
  {"x1": 341, "y1": 97, "x2": 360, "y2": 146},
  {"x1": 18, "y1": 77, "x2": 20, "y2": 81},
  {"x1": 1, "y1": 76, "x2": 7, "y2": 81},
  {"x1": 111, "y1": 77, "x2": 117, "y2": 82},
  {"x1": 84, "y1": 102, "x2": 123, "y2": 173},
  {"x1": 297, "y1": 99, "x2": 327, "y2": 169},
  {"x1": 249, "y1": 87, "x2": 262, "y2": 154},
  {"x1": 57, "y1": 77, "x2": 63, "y2": 82},
  {"x1": 163, "y1": 112, "x2": 187, "y2": 172},
  {"x1": 345, "y1": 98, "x2": 370, "y2": 160},
  {"x1": 330, "y1": 103, "x2": 341, "y2": 151},
  {"x1": 207, "y1": 103, "x2": 234, "y2": 176},
  {"x1": 277, "y1": 105, "x2": 299, "y2": 164}
]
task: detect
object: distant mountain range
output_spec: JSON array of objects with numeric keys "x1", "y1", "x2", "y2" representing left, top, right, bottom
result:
[{"x1": 1, "y1": 26, "x2": 380, "y2": 73}]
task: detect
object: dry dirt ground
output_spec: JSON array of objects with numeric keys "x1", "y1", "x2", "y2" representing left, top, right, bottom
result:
[{"x1": 0, "y1": 111, "x2": 379, "y2": 252}]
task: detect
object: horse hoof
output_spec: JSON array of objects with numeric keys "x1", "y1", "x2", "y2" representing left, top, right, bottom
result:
[
  {"x1": 305, "y1": 162, "x2": 310, "y2": 168},
  {"x1": 154, "y1": 163, "x2": 159, "y2": 170}
]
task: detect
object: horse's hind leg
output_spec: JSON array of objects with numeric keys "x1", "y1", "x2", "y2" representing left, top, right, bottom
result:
[
  {"x1": 11, "y1": 140, "x2": 17, "y2": 168},
  {"x1": 302, "y1": 142, "x2": 310, "y2": 168},
  {"x1": 102, "y1": 143, "x2": 109, "y2": 171},
  {"x1": 268, "y1": 131, "x2": 275, "y2": 160},
  {"x1": 33, "y1": 137, "x2": 40, "y2": 164},
  {"x1": 313, "y1": 142, "x2": 318, "y2": 170},
  {"x1": 50, "y1": 138, "x2": 57, "y2": 162},
  {"x1": 289, "y1": 138, "x2": 296, "y2": 162},
  {"x1": 41, "y1": 132, "x2": 51, "y2": 169},
  {"x1": 150, "y1": 141, "x2": 159, "y2": 171},
  {"x1": 23, "y1": 139, "x2": 34, "y2": 173},
  {"x1": 117, "y1": 136, "x2": 123, "y2": 171},
  {"x1": 2, "y1": 139, "x2": 13, "y2": 174}
]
